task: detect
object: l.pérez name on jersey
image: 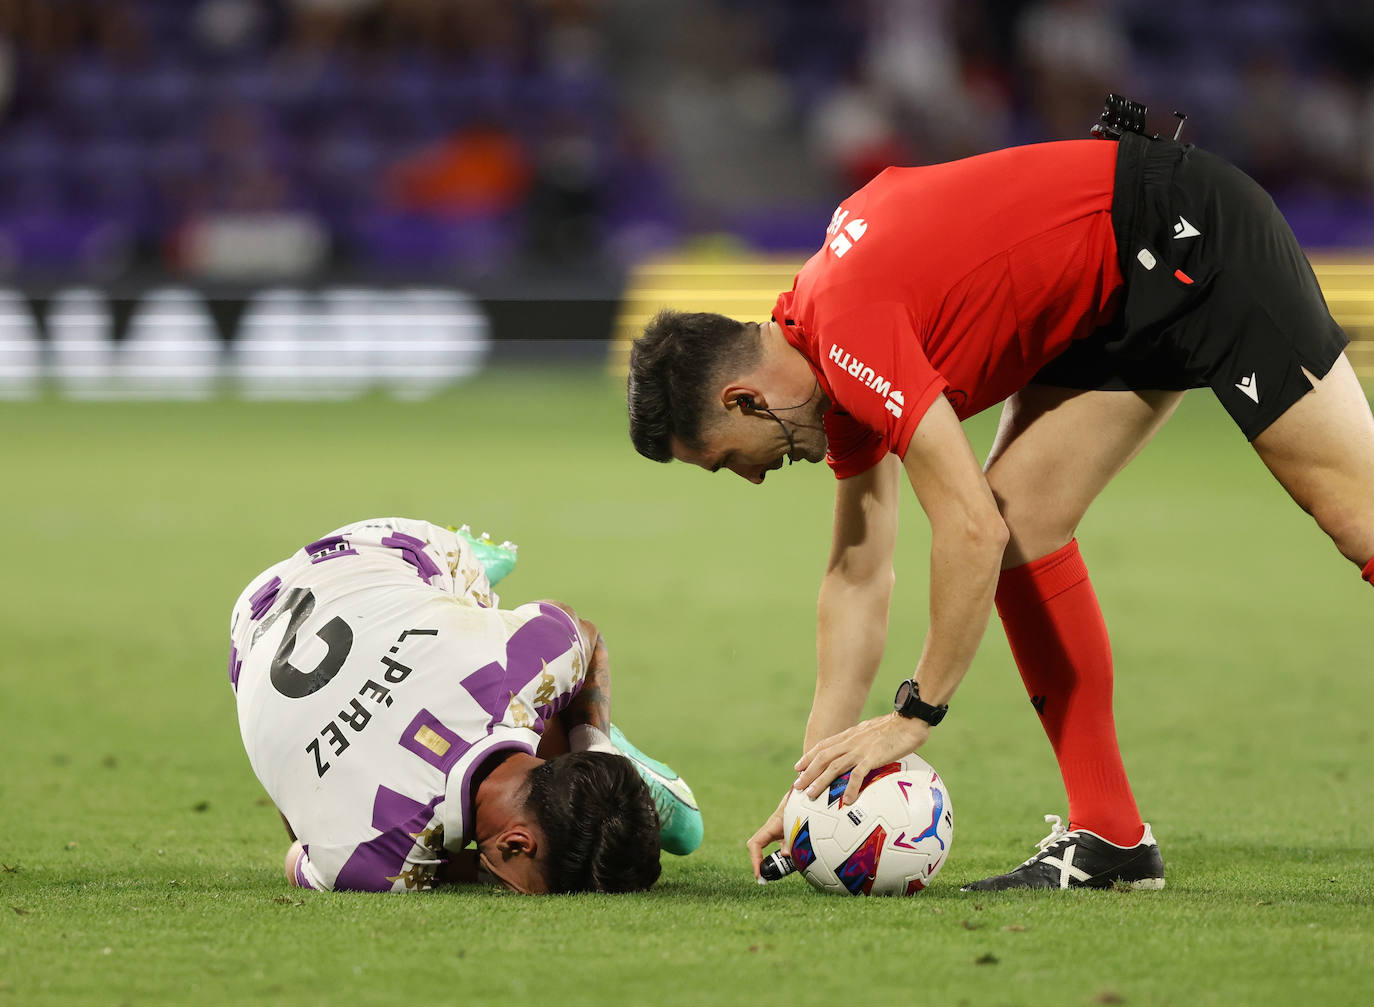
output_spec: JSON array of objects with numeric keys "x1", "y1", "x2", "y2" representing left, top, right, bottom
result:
[
  {"x1": 827, "y1": 344, "x2": 905, "y2": 419},
  {"x1": 305, "y1": 627, "x2": 435, "y2": 779}
]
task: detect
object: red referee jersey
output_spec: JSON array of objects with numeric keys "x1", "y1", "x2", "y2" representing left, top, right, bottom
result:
[{"x1": 773, "y1": 140, "x2": 1124, "y2": 478}]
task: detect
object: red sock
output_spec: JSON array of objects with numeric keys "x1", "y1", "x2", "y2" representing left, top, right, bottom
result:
[
  {"x1": 995, "y1": 540, "x2": 1143, "y2": 846},
  {"x1": 1363, "y1": 557, "x2": 1374, "y2": 585}
]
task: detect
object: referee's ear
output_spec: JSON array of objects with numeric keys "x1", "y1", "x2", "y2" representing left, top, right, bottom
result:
[{"x1": 721, "y1": 383, "x2": 766, "y2": 413}]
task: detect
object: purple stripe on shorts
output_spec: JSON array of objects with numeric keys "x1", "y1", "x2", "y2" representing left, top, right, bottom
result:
[
  {"x1": 381, "y1": 532, "x2": 443, "y2": 582},
  {"x1": 228, "y1": 643, "x2": 241, "y2": 690},
  {"x1": 399, "y1": 709, "x2": 470, "y2": 774},
  {"x1": 249, "y1": 576, "x2": 281, "y2": 621},
  {"x1": 294, "y1": 849, "x2": 315, "y2": 890},
  {"x1": 333, "y1": 790, "x2": 443, "y2": 893},
  {"x1": 306, "y1": 534, "x2": 357, "y2": 564}
]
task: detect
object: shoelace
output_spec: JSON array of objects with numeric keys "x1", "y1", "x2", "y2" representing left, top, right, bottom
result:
[
  {"x1": 1035, "y1": 814, "x2": 1070, "y2": 852},
  {"x1": 1011, "y1": 813, "x2": 1072, "y2": 869}
]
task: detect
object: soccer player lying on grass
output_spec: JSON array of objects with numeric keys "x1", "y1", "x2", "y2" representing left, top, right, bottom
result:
[
  {"x1": 226, "y1": 517, "x2": 702, "y2": 894},
  {"x1": 627, "y1": 108, "x2": 1374, "y2": 891}
]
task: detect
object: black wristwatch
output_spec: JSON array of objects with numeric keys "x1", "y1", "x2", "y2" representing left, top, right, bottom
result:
[{"x1": 893, "y1": 678, "x2": 948, "y2": 726}]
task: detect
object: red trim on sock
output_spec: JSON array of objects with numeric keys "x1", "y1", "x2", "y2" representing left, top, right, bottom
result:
[
  {"x1": 1363, "y1": 557, "x2": 1374, "y2": 585},
  {"x1": 996, "y1": 540, "x2": 1143, "y2": 847}
]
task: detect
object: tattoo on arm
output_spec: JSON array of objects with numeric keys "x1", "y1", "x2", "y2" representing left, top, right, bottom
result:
[{"x1": 563, "y1": 626, "x2": 611, "y2": 735}]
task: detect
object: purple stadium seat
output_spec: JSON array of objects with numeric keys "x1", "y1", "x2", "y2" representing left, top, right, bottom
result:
[
  {"x1": 436, "y1": 66, "x2": 521, "y2": 126},
  {"x1": 346, "y1": 209, "x2": 517, "y2": 273},
  {"x1": 52, "y1": 60, "x2": 124, "y2": 132},
  {"x1": 138, "y1": 0, "x2": 192, "y2": 48},
  {"x1": 726, "y1": 205, "x2": 834, "y2": 252},
  {"x1": 519, "y1": 70, "x2": 609, "y2": 120},
  {"x1": 124, "y1": 61, "x2": 206, "y2": 138},
  {"x1": 1277, "y1": 193, "x2": 1374, "y2": 248},
  {"x1": 67, "y1": 140, "x2": 153, "y2": 225},
  {"x1": 0, "y1": 125, "x2": 65, "y2": 179},
  {"x1": 304, "y1": 127, "x2": 385, "y2": 217},
  {"x1": 0, "y1": 210, "x2": 131, "y2": 273},
  {"x1": 207, "y1": 65, "x2": 276, "y2": 110}
]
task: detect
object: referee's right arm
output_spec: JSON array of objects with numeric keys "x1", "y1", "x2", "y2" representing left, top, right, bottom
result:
[{"x1": 804, "y1": 453, "x2": 903, "y2": 751}]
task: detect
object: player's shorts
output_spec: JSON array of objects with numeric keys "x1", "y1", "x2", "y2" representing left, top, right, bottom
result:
[{"x1": 1032, "y1": 131, "x2": 1349, "y2": 441}]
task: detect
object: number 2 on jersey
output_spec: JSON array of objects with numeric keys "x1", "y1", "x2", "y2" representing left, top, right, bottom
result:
[{"x1": 260, "y1": 587, "x2": 355, "y2": 699}]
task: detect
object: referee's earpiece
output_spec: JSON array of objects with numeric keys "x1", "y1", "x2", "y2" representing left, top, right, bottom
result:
[{"x1": 736, "y1": 395, "x2": 757, "y2": 413}]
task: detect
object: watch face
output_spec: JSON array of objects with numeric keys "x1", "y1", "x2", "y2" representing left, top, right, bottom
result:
[
  {"x1": 894, "y1": 679, "x2": 913, "y2": 707},
  {"x1": 895, "y1": 680, "x2": 946, "y2": 724}
]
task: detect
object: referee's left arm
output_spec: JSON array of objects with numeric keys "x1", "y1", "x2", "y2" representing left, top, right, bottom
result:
[{"x1": 899, "y1": 393, "x2": 1008, "y2": 709}]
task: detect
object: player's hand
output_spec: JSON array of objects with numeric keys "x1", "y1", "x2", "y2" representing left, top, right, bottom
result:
[
  {"x1": 793, "y1": 713, "x2": 929, "y2": 806},
  {"x1": 746, "y1": 790, "x2": 790, "y2": 881}
]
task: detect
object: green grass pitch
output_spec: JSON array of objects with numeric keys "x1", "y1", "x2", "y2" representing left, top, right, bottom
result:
[{"x1": 1, "y1": 369, "x2": 1370, "y2": 1006}]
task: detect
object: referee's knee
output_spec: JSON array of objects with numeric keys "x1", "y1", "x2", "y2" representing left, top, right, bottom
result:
[
  {"x1": 1312, "y1": 502, "x2": 1374, "y2": 570},
  {"x1": 998, "y1": 514, "x2": 1078, "y2": 569}
]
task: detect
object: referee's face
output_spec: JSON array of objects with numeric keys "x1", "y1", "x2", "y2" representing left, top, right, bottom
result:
[{"x1": 671, "y1": 414, "x2": 798, "y2": 484}]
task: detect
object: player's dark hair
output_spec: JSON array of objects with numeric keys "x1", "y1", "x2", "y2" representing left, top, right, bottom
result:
[
  {"x1": 627, "y1": 310, "x2": 760, "y2": 461},
  {"x1": 523, "y1": 751, "x2": 661, "y2": 894}
]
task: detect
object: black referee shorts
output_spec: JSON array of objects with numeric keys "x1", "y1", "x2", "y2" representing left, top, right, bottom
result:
[{"x1": 1032, "y1": 131, "x2": 1349, "y2": 440}]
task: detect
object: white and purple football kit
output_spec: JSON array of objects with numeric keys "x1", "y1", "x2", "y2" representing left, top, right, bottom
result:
[{"x1": 227, "y1": 518, "x2": 587, "y2": 892}]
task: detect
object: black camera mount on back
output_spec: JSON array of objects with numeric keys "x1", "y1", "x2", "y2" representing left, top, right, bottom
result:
[{"x1": 1090, "y1": 93, "x2": 1189, "y2": 141}]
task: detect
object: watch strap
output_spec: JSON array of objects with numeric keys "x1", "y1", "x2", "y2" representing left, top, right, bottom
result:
[{"x1": 893, "y1": 678, "x2": 948, "y2": 726}]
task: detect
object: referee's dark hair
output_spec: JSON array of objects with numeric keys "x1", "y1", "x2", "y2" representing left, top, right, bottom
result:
[
  {"x1": 523, "y1": 751, "x2": 661, "y2": 893},
  {"x1": 627, "y1": 309, "x2": 761, "y2": 462}
]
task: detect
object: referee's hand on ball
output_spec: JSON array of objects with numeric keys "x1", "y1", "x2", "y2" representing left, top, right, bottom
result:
[
  {"x1": 746, "y1": 790, "x2": 791, "y2": 881},
  {"x1": 794, "y1": 713, "x2": 930, "y2": 806}
]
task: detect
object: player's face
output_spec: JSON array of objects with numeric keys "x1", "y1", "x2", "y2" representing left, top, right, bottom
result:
[{"x1": 477, "y1": 838, "x2": 552, "y2": 895}]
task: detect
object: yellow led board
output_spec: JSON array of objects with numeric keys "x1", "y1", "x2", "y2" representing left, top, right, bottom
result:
[{"x1": 611, "y1": 253, "x2": 1374, "y2": 381}]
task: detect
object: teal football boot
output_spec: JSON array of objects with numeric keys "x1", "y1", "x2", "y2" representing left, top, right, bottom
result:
[
  {"x1": 453, "y1": 524, "x2": 519, "y2": 586},
  {"x1": 610, "y1": 724, "x2": 703, "y2": 856}
]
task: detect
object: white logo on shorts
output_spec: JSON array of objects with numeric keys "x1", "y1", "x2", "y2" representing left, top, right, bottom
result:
[
  {"x1": 1173, "y1": 216, "x2": 1202, "y2": 239},
  {"x1": 1236, "y1": 372, "x2": 1259, "y2": 403}
]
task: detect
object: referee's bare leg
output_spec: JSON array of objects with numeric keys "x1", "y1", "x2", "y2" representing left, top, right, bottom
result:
[
  {"x1": 1250, "y1": 354, "x2": 1374, "y2": 570},
  {"x1": 979, "y1": 384, "x2": 1185, "y2": 853},
  {"x1": 984, "y1": 385, "x2": 1184, "y2": 567}
]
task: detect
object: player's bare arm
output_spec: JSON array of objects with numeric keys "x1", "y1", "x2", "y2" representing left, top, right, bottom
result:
[
  {"x1": 537, "y1": 600, "x2": 613, "y2": 740},
  {"x1": 795, "y1": 394, "x2": 1007, "y2": 805},
  {"x1": 564, "y1": 617, "x2": 611, "y2": 737}
]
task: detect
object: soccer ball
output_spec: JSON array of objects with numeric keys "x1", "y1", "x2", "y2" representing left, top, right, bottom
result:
[{"x1": 782, "y1": 754, "x2": 953, "y2": 896}]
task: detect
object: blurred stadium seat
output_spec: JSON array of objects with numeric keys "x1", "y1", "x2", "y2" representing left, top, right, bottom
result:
[
  {"x1": 0, "y1": 0, "x2": 1364, "y2": 395},
  {"x1": 0, "y1": 0, "x2": 1365, "y2": 279}
]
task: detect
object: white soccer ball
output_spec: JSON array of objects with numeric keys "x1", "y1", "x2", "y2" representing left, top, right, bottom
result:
[{"x1": 782, "y1": 754, "x2": 954, "y2": 896}]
